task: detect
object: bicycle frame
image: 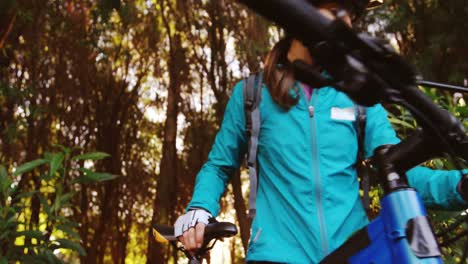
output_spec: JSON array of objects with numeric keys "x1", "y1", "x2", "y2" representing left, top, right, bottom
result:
[{"x1": 321, "y1": 144, "x2": 443, "y2": 263}]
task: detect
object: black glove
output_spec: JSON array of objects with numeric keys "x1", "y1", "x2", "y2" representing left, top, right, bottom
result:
[{"x1": 458, "y1": 174, "x2": 468, "y2": 202}]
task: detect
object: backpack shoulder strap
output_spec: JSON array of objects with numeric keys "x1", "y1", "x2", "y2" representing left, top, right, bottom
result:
[
  {"x1": 355, "y1": 105, "x2": 370, "y2": 212},
  {"x1": 243, "y1": 72, "x2": 263, "y2": 219},
  {"x1": 356, "y1": 105, "x2": 367, "y2": 159}
]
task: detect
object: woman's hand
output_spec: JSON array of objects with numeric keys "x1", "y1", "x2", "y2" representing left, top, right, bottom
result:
[{"x1": 174, "y1": 209, "x2": 212, "y2": 253}]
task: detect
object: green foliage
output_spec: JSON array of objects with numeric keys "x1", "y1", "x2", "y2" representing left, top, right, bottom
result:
[
  {"x1": 13, "y1": 159, "x2": 48, "y2": 177},
  {"x1": 71, "y1": 152, "x2": 110, "y2": 161},
  {"x1": 75, "y1": 168, "x2": 118, "y2": 184},
  {"x1": 0, "y1": 148, "x2": 113, "y2": 263},
  {"x1": 369, "y1": 0, "x2": 468, "y2": 83},
  {"x1": 431, "y1": 210, "x2": 468, "y2": 264}
]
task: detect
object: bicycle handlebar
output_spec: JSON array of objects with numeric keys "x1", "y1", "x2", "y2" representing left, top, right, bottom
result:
[
  {"x1": 239, "y1": 0, "x2": 468, "y2": 167},
  {"x1": 153, "y1": 221, "x2": 237, "y2": 244},
  {"x1": 153, "y1": 221, "x2": 237, "y2": 264}
]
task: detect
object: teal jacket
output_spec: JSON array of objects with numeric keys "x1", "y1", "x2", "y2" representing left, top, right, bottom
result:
[{"x1": 188, "y1": 80, "x2": 467, "y2": 263}]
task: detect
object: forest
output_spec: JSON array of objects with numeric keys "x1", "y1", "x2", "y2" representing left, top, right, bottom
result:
[{"x1": 0, "y1": 0, "x2": 467, "y2": 263}]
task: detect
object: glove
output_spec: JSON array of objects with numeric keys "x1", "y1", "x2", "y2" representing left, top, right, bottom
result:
[
  {"x1": 174, "y1": 209, "x2": 212, "y2": 237},
  {"x1": 457, "y1": 174, "x2": 468, "y2": 202}
]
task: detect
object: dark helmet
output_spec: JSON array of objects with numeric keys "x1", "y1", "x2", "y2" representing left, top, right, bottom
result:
[{"x1": 307, "y1": 0, "x2": 383, "y2": 19}]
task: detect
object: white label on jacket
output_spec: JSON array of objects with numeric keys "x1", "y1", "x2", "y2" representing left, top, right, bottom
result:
[{"x1": 331, "y1": 107, "x2": 356, "y2": 121}]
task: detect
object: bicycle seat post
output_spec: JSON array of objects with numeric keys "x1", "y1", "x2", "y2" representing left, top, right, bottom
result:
[{"x1": 374, "y1": 144, "x2": 409, "y2": 193}]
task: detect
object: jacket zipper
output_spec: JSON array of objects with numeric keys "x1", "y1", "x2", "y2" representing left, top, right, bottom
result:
[{"x1": 308, "y1": 89, "x2": 329, "y2": 257}]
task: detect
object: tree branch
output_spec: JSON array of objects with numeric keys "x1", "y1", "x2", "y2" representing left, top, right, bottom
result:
[{"x1": 0, "y1": 12, "x2": 17, "y2": 50}]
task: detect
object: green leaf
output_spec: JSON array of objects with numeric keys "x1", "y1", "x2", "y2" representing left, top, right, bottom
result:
[
  {"x1": 48, "y1": 215, "x2": 77, "y2": 225},
  {"x1": 49, "y1": 153, "x2": 65, "y2": 179},
  {"x1": 22, "y1": 254, "x2": 48, "y2": 264},
  {"x1": 37, "y1": 193, "x2": 51, "y2": 215},
  {"x1": 0, "y1": 165, "x2": 8, "y2": 180},
  {"x1": 388, "y1": 116, "x2": 416, "y2": 129},
  {"x1": 57, "y1": 224, "x2": 80, "y2": 240},
  {"x1": 72, "y1": 152, "x2": 110, "y2": 161},
  {"x1": 55, "y1": 239, "x2": 87, "y2": 256},
  {"x1": 53, "y1": 144, "x2": 71, "y2": 155},
  {"x1": 13, "y1": 159, "x2": 48, "y2": 176},
  {"x1": 0, "y1": 230, "x2": 12, "y2": 240},
  {"x1": 52, "y1": 192, "x2": 75, "y2": 212},
  {"x1": 0, "y1": 165, "x2": 12, "y2": 193},
  {"x1": 12, "y1": 190, "x2": 38, "y2": 201},
  {"x1": 77, "y1": 168, "x2": 118, "y2": 183},
  {"x1": 59, "y1": 192, "x2": 75, "y2": 205},
  {"x1": 0, "y1": 256, "x2": 8, "y2": 264},
  {"x1": 44, "y1": 249, "x2": 63, "y2": 264},
  {"x1": 0, "y1": 215, "x2": 19, "y2": 234},
  {"x1": 458, "y1": 106, "x2": 468, "y2": 116},
  {"x1": 4, "y1": 214, "x2": 19, "y2": 228},
  {"x1": 44, "y1": 152, "x2": 54, "y2": 161},
  {"x1": 15, "y1": 230, "x2": 44, "y2": 240}
]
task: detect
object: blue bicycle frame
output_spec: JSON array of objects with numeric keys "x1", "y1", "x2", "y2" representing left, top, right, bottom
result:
[
  {"x1": 322, "y1": 188, "x2": 442, "y2": 263},
  {"x1": 355, "y1": 190, "x2": 441, "y2": 263},
  {"x1": 321, "y1": 140, "x2": 447, "y2": 264}
]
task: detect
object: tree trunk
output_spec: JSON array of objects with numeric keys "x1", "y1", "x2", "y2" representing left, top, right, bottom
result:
[
  {"x1": 79, "y1": 183, "x2": 89, "y2": 264},
  {"x1": 232, "y1": 170, "x2": 252, "y2": 255},
  {"x1": 146, "y1": 34, "x2": 184, "y2": 264},
  {"x1": 87, "y1": 116, "x2": 122, "y2": 264},
  {"x1": 23, "y1": 3, "x2": 48, "y2": 252},
  {"x1": 230, "y1": 238, "x2": 236, "y2": 264},
  {"x1": 146, "y1": 82, "x2": 180, "y2": 263}
]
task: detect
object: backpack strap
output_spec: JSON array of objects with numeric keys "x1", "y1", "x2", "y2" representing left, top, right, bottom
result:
[
  {"x1": 243, "y1": 72, "x2": 263, "y2": 219},
  {"x1": 355, "y1": 105, "x2": 370, "y2": 212}
]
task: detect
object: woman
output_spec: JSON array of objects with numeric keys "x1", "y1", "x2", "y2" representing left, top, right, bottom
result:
[{"x1": 174, "y1": 0, "x2": 468, "y2": 263}]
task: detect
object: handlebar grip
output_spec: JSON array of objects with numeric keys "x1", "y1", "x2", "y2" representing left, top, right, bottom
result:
[{"x1": 203, "y1": 222, "x2": 238, "y2": 243}]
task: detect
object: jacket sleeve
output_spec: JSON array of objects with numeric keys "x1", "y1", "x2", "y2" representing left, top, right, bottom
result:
[
  {"x1": 364, "y1": 104, "x2": 467, "y2": 210},
  {"x1": 187, "y1": 81, "x2": 248, "y2": 216}
]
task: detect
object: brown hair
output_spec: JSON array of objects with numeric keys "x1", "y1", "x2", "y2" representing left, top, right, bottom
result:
[{"x1": 263, "y1": 37, "x2": 300, "y2": 109}]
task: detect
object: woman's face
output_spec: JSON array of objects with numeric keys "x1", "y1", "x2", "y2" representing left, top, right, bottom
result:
[{"x1": 287, "y1": 2, "x2": 354, "y2": 64}]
